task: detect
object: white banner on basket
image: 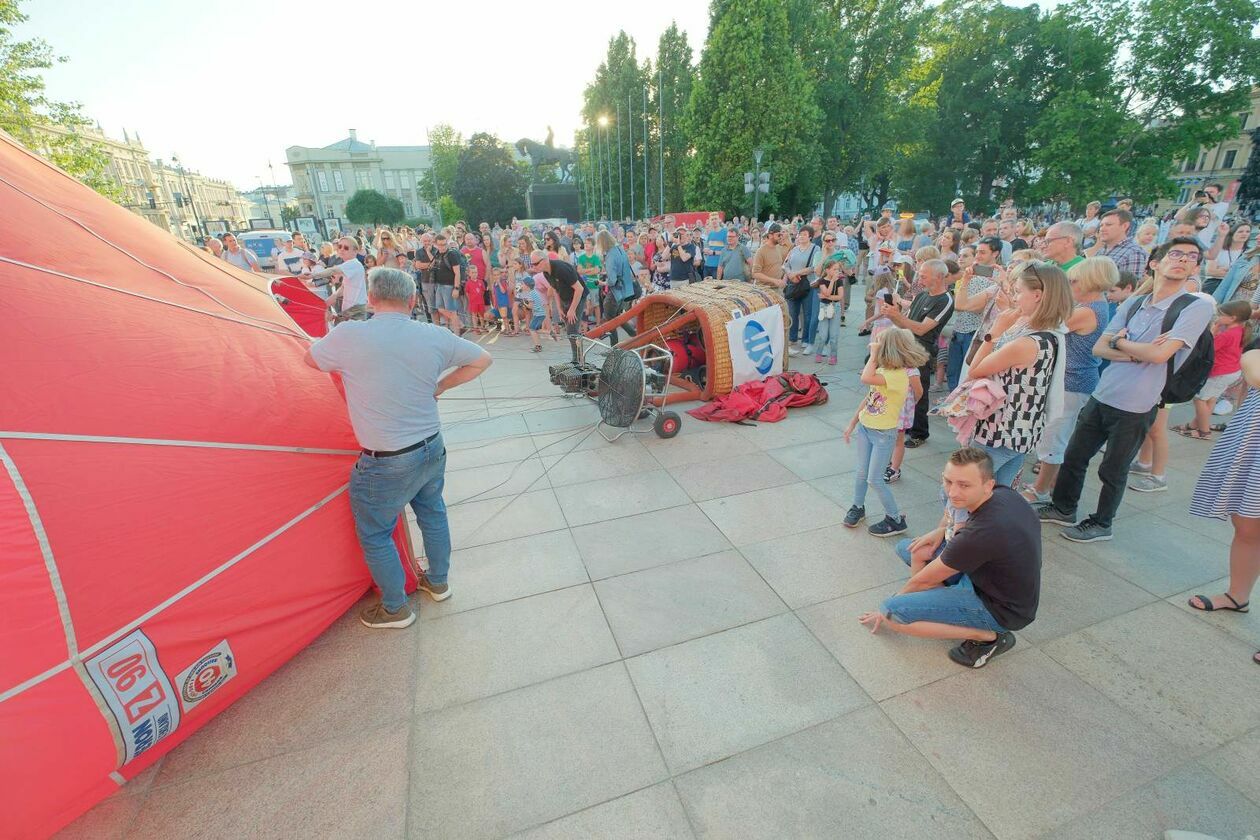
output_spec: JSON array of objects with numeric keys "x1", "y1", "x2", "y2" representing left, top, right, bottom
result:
[{"x1": 725, "y1": 304, "x2": 785, "y2": 388}]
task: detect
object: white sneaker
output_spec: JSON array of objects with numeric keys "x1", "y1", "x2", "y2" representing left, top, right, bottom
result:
[
  {"x1": 802, "y1": 344, "x2": 814, "y2": 355},
  {"x1": 788, "y1": 346, "x2": 801, "y2": 357},
  {"x1": 1213, "y1": 400, "x2": 1233, "y2": 416}
]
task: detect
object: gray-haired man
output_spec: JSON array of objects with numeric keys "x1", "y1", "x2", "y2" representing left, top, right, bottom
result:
[{"x1": 305, "y1": 267, "x2": 492, "y2": 629}]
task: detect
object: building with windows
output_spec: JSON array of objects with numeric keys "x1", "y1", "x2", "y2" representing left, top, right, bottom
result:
[
  {"x1": 1157, "y1": 86, "x2": 1259, "y2": 215},
  {"x1": 31, "y1": 123, "x2": 252, "y2": 238},
  {"x1": 285, "y1": 130, "x2": 435, "y2": 226}
]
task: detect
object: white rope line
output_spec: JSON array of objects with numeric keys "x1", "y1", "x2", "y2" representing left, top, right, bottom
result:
[
  {"x1": 0, "y1": 483, "x2": 349, "y2": 703},
  {"x1": 0, "y1": 256, "x2": 309, "y2": 340},
  {"x1": 0, "y1": 442, "x2": 80, "y2": 660},
  {"x1": 0, "y1": 431, "x2": 358, "y2": 456},
  {"x1": 0, "y1": 161, "x2": 294, "y2": 331}
]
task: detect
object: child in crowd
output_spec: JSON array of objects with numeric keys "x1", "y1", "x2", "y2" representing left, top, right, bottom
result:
[
  {"x1": 857, "y1": 266, "x2": 900, "y2": 339},
  {"x1": 842, "y1": 328, "x2": 930, "y2": 537},
  {"x1": 1106, "y1": 270, "x2": 1138, "y2": 320},
  {"x1": 464, "y1": 264, "x2": 487, "y2": 332},
  {"x1": 1176, "y1": 300, "x2": 1252, "y2": 440},
  {"x1": 524, "y1": 277, "x2": 548, "y2": 353},
  {"x1": 814, "y1": 259, "x2": 846, "y2": 364},
  {"x1": 490, "y1": 267, "x2": 514, "y2": 335}
]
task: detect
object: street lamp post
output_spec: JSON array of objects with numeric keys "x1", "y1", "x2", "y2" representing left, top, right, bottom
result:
[
  {"x1": 598, "y1": 114, "x2": 611, "y2": 220},
  {"x1": 171, "y1": 154, "x2": 203, "y2": 239},
  {"x1": 596, "y1": 116, "x2": 608, "y2": 220},
  {"x1": 753, "y1": 147, "x2": 765, "y2": 222},
  {"x1": 616, "y1": 102, "x2": 624, "y2": 221},
  {"x1": 628, "y1": 92, "x2": 635, "y2": 221}
]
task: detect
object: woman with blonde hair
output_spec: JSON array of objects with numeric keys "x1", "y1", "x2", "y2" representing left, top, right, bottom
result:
[
  {"x1": 842, "y1": 327, "x2": 931, "y2": 537},
  {"x1": 373, "y1": 229, "x2": 405, "y2": 265},
  {"x1": 1021, "y1": 257, "x2": 1117, "y2": 502},
  {"x1": 965, "y1": 262, "x2": 1075, "y2": 486}
]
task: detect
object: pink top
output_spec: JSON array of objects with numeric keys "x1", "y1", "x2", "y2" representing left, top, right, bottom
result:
[{"x1": 1210, "y1": 324, "x2": 1243, "y2": 376}]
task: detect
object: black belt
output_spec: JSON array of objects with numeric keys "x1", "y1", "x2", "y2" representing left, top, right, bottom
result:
[{"x1": 361, "y1": 431, "x2": 439, "y2": 458}]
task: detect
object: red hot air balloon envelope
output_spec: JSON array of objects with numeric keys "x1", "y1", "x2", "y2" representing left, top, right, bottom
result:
[{"x1": 0, "y1": 133, "x2": 415, "y2": 838}]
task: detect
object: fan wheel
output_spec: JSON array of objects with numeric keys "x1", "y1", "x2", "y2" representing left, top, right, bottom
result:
[{"x1": 653, "y1": 411, "x2": 682, "y2": 439}]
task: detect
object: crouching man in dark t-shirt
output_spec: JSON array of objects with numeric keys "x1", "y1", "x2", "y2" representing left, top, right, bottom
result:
[{"x1": 859, "y1": 447, "x2": 1041, "y2": 668}]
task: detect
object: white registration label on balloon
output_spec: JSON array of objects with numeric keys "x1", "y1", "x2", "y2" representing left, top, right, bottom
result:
[{"x1": 726, "y1": 304, "x2": 785, "y2": 388}]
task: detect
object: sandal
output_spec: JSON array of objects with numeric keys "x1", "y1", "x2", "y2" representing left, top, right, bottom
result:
[
  {"x1": 1170, "y1": 423, "x2": 1194, "y2": 434},
  {"x1": 1176, "y1": 427, "x2": 1212, "y2": 440},
  {"x1": 531, "y1": 345, "x2": 542, "y2": 353},
  {"x1": 1210, "y1": 423, "x2": 1227, "y2": 433},
  {"x1": 1188, "y1": 593, "x2": 1249, "y2": 613}
]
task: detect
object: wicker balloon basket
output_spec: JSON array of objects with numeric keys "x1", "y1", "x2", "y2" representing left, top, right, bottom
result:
[{"x1": 588, "y1": 279, "x2": 789, "y2": 406}]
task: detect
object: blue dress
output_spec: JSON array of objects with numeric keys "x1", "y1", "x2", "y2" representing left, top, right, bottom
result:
[{"x1": 1190, "y1": 386, "x2": 1260, "y2": 520}]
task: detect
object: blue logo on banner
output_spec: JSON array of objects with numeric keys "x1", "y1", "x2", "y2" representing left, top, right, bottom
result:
[{"x1": 743, "y1": 320, "x2": 774, "y2": 375}]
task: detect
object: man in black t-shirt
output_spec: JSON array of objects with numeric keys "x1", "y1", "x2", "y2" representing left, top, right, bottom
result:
[
  {"x1": 531, "y1": 249, "x2": 586, "y2": 362},
  {"x1": 430, "y1": 233, "x2": 463, "y2": 333},
  {"x1": 881, "y1": 259, "x2": 953, "y2": 445},
  {"x1": 668, "y1": 228, "x2": 702, "y2": 284},
  {"x1": 860, "y1": 447, "x2": 1040, "y2": 668}
]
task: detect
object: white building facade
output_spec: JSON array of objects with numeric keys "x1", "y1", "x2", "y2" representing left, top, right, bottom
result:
[{"x1": 285, "y1": 130, "x2": 435, "y2": 225}]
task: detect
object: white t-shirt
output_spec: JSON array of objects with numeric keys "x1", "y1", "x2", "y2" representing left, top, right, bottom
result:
[
  {"x1": 339, "y1": 258, "x2": 368, "y2": 309},
  {"x1": 224, "y1": 247, "x2": 258, "y2": 271},
  {"x1": 274, "y1": 246, "x2": 305, "y2": 275}
]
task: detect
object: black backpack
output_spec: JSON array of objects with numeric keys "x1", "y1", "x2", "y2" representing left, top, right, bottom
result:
[{"x1": 1123, "y1": 293, "x2": 1214, "y2": 405}]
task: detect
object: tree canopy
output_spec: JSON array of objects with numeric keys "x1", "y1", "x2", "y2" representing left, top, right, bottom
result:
[
  {"x1": 451, "y1": 133, "x2": 527, "y2": 225},
  {"x1": 345, "y1": 189, "x2": 405, "y2": 225},
  {"x1": 0, "y1": 0, "x2": 120, "y2": 200}
]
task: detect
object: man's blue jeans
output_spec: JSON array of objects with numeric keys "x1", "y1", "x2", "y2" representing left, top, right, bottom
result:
[
  {"x1": 853, "y1": 425, "x2": 900, "y2": 518},
  {"x1": 947, "y1": 330, "x2": 973, "y2": 391},
  {"x1": 881, "y1": 575, "x2": 1006, "y2": 633},
  {"x1": 348, "y1": 434, "x2": 451, "y2": 613}
]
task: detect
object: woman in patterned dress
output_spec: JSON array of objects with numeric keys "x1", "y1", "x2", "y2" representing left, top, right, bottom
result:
[
  {"x1": 1186, "y1": 345, "x2": 1260, "y2": 665},
  {"x1": 964, "y1": 262, "x2": 1075, "y2": 487}
]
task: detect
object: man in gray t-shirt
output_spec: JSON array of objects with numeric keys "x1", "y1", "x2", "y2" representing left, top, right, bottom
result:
[
  {"x1": 715, "y1": 229, "x2": 752, "y2": 281},
  {"x1": 306, "y1": 267, "x2": 492, "y2": 629}
]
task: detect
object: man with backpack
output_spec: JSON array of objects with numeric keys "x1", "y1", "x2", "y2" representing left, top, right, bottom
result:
[{"x1": 1035, "y1": 236, "x2": 1215, "y2": 543}]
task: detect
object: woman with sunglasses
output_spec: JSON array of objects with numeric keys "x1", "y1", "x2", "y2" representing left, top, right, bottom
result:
[
  {"x1": 964, "y1": 262, "x2": 1075, "y2": 487},
  {"x1": 374, "y1": 230, "x2": 405, "y2": 267}
]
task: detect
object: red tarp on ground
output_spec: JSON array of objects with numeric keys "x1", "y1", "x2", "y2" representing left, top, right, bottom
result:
[
  {"x1": 687, "y1": 373, "x2": 829, "y2": 423},
  {"x1": 0, "y1": 132, "x2": 412, "y2": 838}
]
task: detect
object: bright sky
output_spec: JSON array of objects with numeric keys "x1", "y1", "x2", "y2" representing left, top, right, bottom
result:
[{"x1": 17, "y1": 0, "x2": 710, "y2": 190}]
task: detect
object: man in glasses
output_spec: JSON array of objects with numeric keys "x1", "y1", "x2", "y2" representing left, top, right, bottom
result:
[
  {"x1": 1035, "y1": 237, "x2": 1214, "y2": 543},
  {"x1": 308, "y1": 236, "x2": 369, "y2": 323},
  {"x1": 1040, "y1": 221, "x2": 1083, "y2": 271},
  {"x1": 531, "y1": 249, "x2": 586, "y2": 362}
]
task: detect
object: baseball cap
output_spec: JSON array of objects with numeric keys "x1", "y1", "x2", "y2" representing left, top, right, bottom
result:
[{"x1": 950, "y1": 197, "x2": 965, "y2": 206}]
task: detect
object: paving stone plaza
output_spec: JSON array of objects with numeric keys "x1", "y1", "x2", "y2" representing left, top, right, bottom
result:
[{"x1": 59, "y1": 324, "x2": 1260, "y2": 840}]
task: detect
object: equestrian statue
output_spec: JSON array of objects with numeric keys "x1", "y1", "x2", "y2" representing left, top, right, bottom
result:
[{"x1": 515, "y1": 126, "x2": 574, "y2": 183}]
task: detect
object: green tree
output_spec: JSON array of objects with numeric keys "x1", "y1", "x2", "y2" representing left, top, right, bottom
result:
[
  {"x1": 1029, "y1": 0, "x2": 1259, "y2": 207},
  {"x1": 652, "y1": 23, "x2": 693, "y2": 214},
  {"x1": 0, "y1": 0, "x2": 121, "y2": 200},
  {"x1": 791, "y1": 0, "x2": 929, "y2": 214},
  {"x1": 345, "y1": 189, "x2": 404, "y2": 225},
  {"x1": 436, "y1": 195, "x2": 464, "y2": 227},
  {"x1": 1236, "y1": 128, "x2": 1260, "y2": 219},
  {"x1": 280, "y1": 205, "x2": 300, "y2": 226},
  {"x1": 418, "y1": 124, "x2": 464, "y2": 209},
  {"x1": 452, "y1": 133, "x2": 527, "y2": 225},
  {"x1": 685, "y1": 0, "x2": 821, "y2": 217},
  {"x1": 581, "y1": 31, "x2": 650, "y2": 220}
]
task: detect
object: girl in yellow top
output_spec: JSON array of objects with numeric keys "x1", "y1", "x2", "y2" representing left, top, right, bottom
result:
[{"x1": 843, "y1": 328, "x2": 931, "y2": 537}]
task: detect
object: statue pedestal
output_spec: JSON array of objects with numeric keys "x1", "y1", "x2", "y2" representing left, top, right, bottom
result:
[{"x1": 526, "y1": 183, "x2": 580, "y2": 222}]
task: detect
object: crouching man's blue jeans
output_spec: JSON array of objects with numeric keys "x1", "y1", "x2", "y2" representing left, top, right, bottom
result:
[
  {"x1": 349, "y1": 433, "x2": 451, "y2": 612},
  {"x1": 881, "y1": 575, "x2": 1005, "y2": 633}
]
